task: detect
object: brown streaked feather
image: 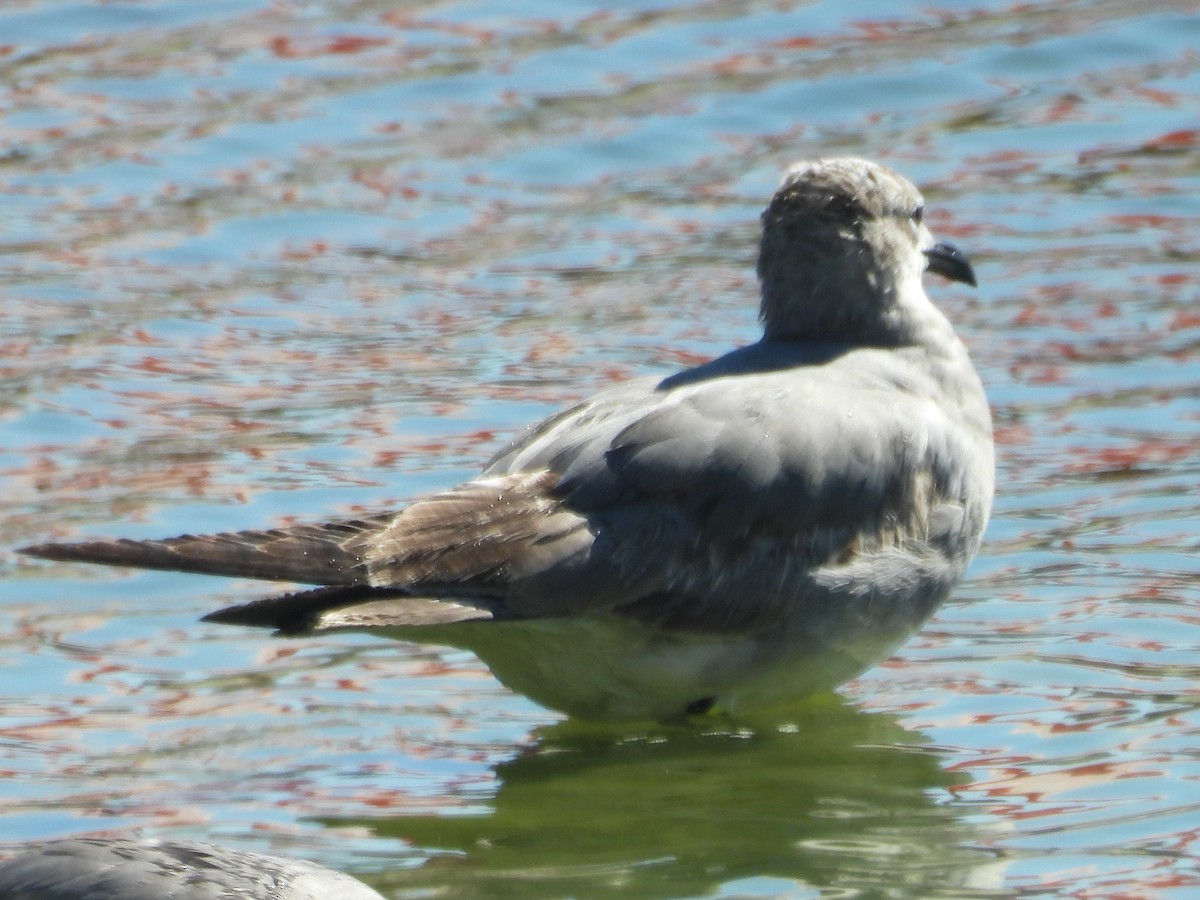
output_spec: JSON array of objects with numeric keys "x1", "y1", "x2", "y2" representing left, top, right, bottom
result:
[
  {"x1": 19, "y1": 517, "x2": 394, "y2": 585},
  {"x1": 18, "y1": 471, "x2": 587, "y2": 604},
  {"x1": 314, "y1": 596, "x2": 500, "y2": 631},
  {"x1": 359, "y1": 470, "x2": 589, "y2": 589}
]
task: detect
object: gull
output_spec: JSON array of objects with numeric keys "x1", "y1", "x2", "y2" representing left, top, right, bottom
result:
[
  {"x1": 21, "y1": 158, "x2": 993, "y2": 722},
  {"x1": 0, "y1": 838, "x2": 384, "y2": 899}
]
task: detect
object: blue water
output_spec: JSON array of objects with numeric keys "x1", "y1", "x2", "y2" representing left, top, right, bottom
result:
[{"x1": 2, "y1": 1, "x2": 1198, "y2": 896}]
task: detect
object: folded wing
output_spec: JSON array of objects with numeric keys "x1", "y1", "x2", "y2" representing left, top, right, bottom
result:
[{"x1": 21, "y1": 346, "x2": 984, "y2": 638}]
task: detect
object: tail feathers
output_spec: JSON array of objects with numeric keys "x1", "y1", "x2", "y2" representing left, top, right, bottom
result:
[
  {"x1": 18, "y1": 516, "x2": 395, "y2": 585},
  {"x1": 203, "y1": 585, "x2": 388, "y2": 632},
  {"x1": 203, "y1": 585, "x2": 501, "y2": 634}
]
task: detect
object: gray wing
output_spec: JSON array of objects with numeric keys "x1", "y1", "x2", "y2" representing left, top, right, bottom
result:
[
  {"x1": 22, "y1": 343, "x2": 987, "y2": 637},
  {"x1": 477, "y1": 343, "x2": 990, "y2": 632},
  {"x1": 0, "y1": 838, "x2": 384, "y2": 900}
]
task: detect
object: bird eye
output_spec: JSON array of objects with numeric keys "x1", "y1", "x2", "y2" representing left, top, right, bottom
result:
[{"x1": 912, "y1": 205, "x2": 925, "y2": 224}]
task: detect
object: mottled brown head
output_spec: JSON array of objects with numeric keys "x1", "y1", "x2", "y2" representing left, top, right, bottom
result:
[{"x1": 756, "y1": 158, "x2": 975, "y2": 344}]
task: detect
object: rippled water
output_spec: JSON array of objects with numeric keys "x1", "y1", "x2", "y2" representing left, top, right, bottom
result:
[{"x1": 2, "y1": 1, "x2": 1198, "y2": 897}]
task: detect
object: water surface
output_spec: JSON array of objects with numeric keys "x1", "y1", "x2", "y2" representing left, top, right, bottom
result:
[{"x1": 2, "y1": 1, "x2": 1198, "y2": 896}]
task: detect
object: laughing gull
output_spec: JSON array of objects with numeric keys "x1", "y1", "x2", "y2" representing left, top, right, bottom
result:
[
  {"x1": 0, "y1": 838, "x2": 384, "y2": 900},
  {"x1": 21, "y1": 158, "x2": 993, "y2": 721}
]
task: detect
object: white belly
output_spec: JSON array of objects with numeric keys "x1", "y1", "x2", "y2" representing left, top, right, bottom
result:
[{"x1": 395, "y1": 613, "x2": 923, "y2": 721}]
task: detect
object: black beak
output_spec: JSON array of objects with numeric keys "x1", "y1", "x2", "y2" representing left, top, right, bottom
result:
[{"x1": 924, "y1": 241, "x2": 976, "y2": 287}]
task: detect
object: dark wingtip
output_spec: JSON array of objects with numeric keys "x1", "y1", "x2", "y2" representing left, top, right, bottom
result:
[
  {"x1": 18, "y1": 542, "x2": 99, "y2": 563},
  {"x1": 202, "y1": 585, "x2": 387, "y2": 633},
  {"x1": 16, "y1": 538, "x2": 186, "y2": 570}
]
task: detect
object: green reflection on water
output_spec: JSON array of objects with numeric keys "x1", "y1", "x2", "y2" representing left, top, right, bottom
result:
[{"x1": 325, "y1": 698, "x2": 999, "y2": 898}]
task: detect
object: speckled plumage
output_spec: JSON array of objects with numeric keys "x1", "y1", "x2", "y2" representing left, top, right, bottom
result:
[{"x1": 21, "y1": 158, "x2": 993, "y2": 721}]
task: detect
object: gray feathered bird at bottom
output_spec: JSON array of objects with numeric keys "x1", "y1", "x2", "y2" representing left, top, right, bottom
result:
[
  {"x1": 21, "y1": 158, "x2": 994, "y2": 721},
  {"x1": 0, "y1": 838, "x2": 384, "y2": 900}
]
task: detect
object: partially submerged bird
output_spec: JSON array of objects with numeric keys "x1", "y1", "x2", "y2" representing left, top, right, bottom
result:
[
  {"x1": 0, "y1": 838, "x2": 384, "y2": 900},
  {"x1": 21, "y1": 158, "x2": 993, "y2": 721}
]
